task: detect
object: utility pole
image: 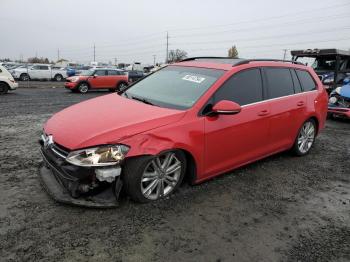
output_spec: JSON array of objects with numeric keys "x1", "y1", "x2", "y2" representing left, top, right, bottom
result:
[
  {"x1": 153, "y1": 55, "x2": 156, "y2": 66},
  {"x1": 114, "y1": 57, "x2": 117, "y2": 66},
  {"x1": 166, "y1": 32, "x2": 169, "y2": 64},
  {"x1": 283, "y1": 49, "x2": 288, "y2": 61},
  {"x1": 57, "y1": 48, "x2": 60, "y2": 61},
  {"x1": 93, "y1": 44, "x2": 96, "y2": 62}
]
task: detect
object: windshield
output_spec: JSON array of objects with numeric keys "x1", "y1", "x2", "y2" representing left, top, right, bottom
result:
[
  {"x1": 124, "y1": 66, "x2": 225, "y2": 110},
  {"x1": 79, "y1": 69, "x2": 94, "y2": 76}
]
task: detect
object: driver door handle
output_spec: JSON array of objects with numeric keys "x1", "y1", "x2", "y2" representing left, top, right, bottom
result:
[{"x1": 257, "y1": 110, "x2": 269, "y2": 116}]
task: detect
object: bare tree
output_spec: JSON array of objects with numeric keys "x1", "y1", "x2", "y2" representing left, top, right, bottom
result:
[
  {"x1": 228, "y1": 45, "x2": 239, "y2": 58},
  {"x1": 168, "y1": 49, "x2": 188, "y2": 63}
]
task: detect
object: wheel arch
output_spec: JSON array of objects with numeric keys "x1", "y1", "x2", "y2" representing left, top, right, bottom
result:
[
  {"x1": 308, "y1": 115, "x2": 320, "y2": 135},
  {"x1": 77, "y1": 81, "x2": 90, "y2": 87},
  {"x1": 124, "y1": 147, "x2": 198, "y2": 185},
  {"x1": 0, "y1": 81, "x2": 10, "y2": 87}
]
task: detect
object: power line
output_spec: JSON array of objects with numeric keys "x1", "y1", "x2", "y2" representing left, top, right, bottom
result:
[
  {"x1": 170, "y1": 26, "x2": 350, "y2": 46},
  {"x1": 171, "y1": 13, "x2": 349, "y2": 39},
  {"x1": 166, "y1": 2, "x2": 350, "y2": 32}
]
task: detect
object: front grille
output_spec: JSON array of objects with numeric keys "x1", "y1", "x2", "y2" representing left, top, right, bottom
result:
[{"x1": 41, "y1": 133, "x2": 69, "y2": 159}]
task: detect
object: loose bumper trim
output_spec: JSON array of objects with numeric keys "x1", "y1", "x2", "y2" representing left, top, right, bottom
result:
[
  {"x1": 39, "y1": 151, "x2": 121, "y2": 208},
  {"x1": 328, "y1": 106, "x2": 350, "y2": 118}
]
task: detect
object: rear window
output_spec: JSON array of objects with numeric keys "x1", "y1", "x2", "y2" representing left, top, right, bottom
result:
[
  {"x1": 295, "y1": 70, "x2": 316, "y2": 92},
  {"x1": 265, "y1": 68, "x2": 295, "y2": 99}
]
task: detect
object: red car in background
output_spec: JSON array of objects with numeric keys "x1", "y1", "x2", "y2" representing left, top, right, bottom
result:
[
  {"x1": 65, "y1": 68, "x2": 129, "y2": 93},
  {"x1": 40, "y1": 58, "x2": 328, "y2": 207}
]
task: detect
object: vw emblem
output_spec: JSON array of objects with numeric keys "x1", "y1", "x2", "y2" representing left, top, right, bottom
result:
[{"x1": 43, "y1": 135, "x2": 54, "y2": 148}]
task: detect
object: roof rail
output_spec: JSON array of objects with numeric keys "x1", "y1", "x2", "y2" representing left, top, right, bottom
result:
[
  {"x1": 181, "y1": 57, "x2": 234, "y2": 62},
  {"x1": 235, "y1": 59, "x2": 304, "y2": 66}
]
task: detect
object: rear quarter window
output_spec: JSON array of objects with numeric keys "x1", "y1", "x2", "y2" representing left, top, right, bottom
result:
[
  {"x1": 265, "y1": 68, "x2": 295, "y2": 99},
  {"x1": 295, "y1": 70, "x2": 316, "y2": 92}
]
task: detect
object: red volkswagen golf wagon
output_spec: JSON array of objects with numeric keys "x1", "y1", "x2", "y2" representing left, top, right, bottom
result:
[{"x1": 40, "y1": 58, "x2": 328, "y2": 207}]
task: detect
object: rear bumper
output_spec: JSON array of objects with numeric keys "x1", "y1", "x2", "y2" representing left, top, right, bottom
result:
[
  {"x1": 64, "y1": 82, "x2": 77, "y2": 89},
  {"x1": 39, "y1": 147, "x2": 121, "y2": 208},
  {"x1": 328, "y1": 106, "x2": 350, "y2": 118}
]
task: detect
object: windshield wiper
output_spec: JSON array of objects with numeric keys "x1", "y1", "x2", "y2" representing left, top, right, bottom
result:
[{"x1": 131, "y1": 96, "x2": 155, "y2": 106}]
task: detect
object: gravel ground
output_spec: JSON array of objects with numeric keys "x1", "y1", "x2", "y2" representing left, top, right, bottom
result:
[{"x1": 0, "y1": 84, "x2": 349, "y2": 262}]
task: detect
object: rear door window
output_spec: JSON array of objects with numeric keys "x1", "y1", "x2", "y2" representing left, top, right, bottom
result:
[
  {"x1": 265, "y1": 68, "x2": 295, "y2": 99},
  {"x1": 95, "y1": 70, "x2": 107, "y2": 76},
  {"x1": 290, "y1": 69, "x2": 302, "y2": 93},
  {"x1": 295, "y1": 70, "x2": 316, "y2": 92},
  {"x1": 39, "y1": 66, "x2": 49, "y2": 70},
  {"x1": 108, "y1": 70, "x2": 118, "y2": 75},
  {"x1": 214, "y1": 68, "x2": 263, "y2": 106}
]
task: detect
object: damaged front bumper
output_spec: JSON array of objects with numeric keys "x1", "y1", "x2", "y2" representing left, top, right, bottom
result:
[
  {"x1": 39, "y1": 143, "x2": 123, "y2": 208},
  {"x1": 328, "y1": 105, "x2": 350, "y2": 119}
]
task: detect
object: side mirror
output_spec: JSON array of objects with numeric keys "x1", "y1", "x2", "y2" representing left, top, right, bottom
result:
[{"x1": 212, "y1": 100, "x2": 241, "y2": 115}]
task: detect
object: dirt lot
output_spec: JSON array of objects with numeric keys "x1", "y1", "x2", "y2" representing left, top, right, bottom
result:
[{"x1": 0, "y1": 83, "x2": 349, "y2": 262}]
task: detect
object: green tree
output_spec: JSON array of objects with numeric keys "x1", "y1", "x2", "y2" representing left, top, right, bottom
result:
[{"x1": 228, "y1": 45, "x2": 239, "y2": 58}]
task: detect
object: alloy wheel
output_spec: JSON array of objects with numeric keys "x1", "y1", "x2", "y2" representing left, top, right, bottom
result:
[
  {"x1": 297, "y1": 121, "x2": 315, "y2": 154},
  {"x1": 140, "y1": 152, "x2": 182, "y2": 200},
  {"x1": 79, "y1": 84, "x2": 89, "y2": 93}
]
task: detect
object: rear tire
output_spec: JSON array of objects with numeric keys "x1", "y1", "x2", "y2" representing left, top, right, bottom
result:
[
  {"x1": 0, "y1": 82, "x2": 9, "y2": 95},
  {"x1": 123, "y1": 150, "x2": 186, "y2": 203},
  {"x1": 20, "y1": 73, "x2": 30, "y2": 81},
  {"x1": 291, "y1": 119, "x2": 316, "y2": 156},
  {"x1": 116, "y1": 82, "x2": 128, "y2": 93},
  {"x1": 77, "y1": 82, "x2": 89, "y2": 93}
]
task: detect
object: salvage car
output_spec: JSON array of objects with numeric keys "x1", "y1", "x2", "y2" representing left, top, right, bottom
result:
[
  {"x1": 12, "y1": 64, "x2": 67, "y2": 81},
  {"x1": 0, "y1": 65, "x2": 18, "y2": 94},
  {"x1": 39, "y1": 57, "x2": 328, "y2": 207},
  {"x1": 65, "y1": 68, "x2": 129, "y2": 93},
  {"x1": 328, "y1": 77, "x2": 350, "y2": 118},
  {"x1": 291, "y1": 48, "x2": 350, "y2": 93}
]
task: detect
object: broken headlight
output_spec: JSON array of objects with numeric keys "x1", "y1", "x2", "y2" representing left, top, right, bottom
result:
[{"x1": 66, "y1": 145, "x2": 129, "y2": 167}]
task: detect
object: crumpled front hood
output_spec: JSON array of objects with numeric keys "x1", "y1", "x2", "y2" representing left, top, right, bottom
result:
[{"x1": 44, "y1": 94, "x2": 185, "y2": 150}]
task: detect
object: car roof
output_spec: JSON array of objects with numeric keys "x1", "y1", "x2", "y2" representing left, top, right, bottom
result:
[
  {"x1": 173, "y1": 57, "x2": 307, "y2": 71},
  {"x1": 93, "y1": 68, "x2": 123, "y2": 71}
]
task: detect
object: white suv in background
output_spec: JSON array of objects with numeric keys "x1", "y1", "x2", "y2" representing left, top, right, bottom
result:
[
  {"x1": 12, "y1": 64, "x2": 67, "y2": 81},
  {"x1": 0, "y1": 65, "x2": 18, "y2": 94}
]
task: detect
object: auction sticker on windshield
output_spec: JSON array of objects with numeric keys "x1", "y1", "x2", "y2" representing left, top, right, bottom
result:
[{"x1": 182, "y1": 75, "x2": 206, "y2": 84}]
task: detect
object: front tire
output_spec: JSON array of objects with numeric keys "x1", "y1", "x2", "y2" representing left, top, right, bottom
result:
[
  {"x1": 77, "y1": 82, "x2": 89, "y2": 93},
  {"x1": 0, "y1": 82, "x2": 9, "y2": 95},
  {"x1": 54, "y1": 74, "x2": 63, "y2": 82},
  {"x1": 123, "y1": 150, "x2": 186, "y2": 203},
  {"x1": 292, "y1": 119, "x2": 316, "y2": 156}
]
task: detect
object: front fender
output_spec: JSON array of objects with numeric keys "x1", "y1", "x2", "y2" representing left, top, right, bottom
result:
[{"x1": 120, "y1": 117, "x2": 205, "y2": 181}]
